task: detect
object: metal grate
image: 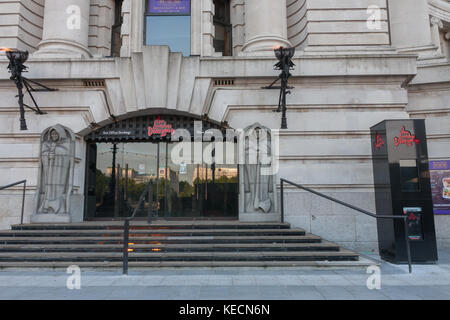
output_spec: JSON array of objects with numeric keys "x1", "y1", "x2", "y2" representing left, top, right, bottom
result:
[
  {"x1": 83, "y1": 80, "x2": 106, "y2": 87},
  {"x1": 213, "y1": 79, "x2": 234, "y2": 86}
]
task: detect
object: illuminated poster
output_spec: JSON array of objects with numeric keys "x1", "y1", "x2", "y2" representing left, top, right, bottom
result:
[
  {"x1": 430, "y1": 160, "x2": 450, "y2": 215},
  {"x1": 148, "y1": 0, "x2": 191, "y2": 14},
  {"x1": 179, "y1": 162, "x2": 187, "y2": 175},
  {"x1": 403, "y1": 207, "x2": 424, "y2": 241}
]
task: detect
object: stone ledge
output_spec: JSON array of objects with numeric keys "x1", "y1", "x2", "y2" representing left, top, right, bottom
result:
[
  {"x1": 0, "y1": 52, "x2": 418, "y2": 81},
  {"x1": 31, "y1": 214, "x2": 70, "y2": 224},
  {"x1": 239, "y1": 212, "x2": 281, "y2": 222}
]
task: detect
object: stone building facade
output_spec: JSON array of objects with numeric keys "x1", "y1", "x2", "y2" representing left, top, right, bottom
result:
[{"x1": 0, "y1": 0, "x2": 449, "y2": 253}]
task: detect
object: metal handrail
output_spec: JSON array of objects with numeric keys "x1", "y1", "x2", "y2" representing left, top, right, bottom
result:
[
  {"x1": 280, "y1": 178, "x2": 412, "y2": 273},
  {"x1": 0, "y1": 180, "x2": 27, "y2": 224},
  {"x1": 123, "y1": 180, "x2": 154, "y2": 275}
]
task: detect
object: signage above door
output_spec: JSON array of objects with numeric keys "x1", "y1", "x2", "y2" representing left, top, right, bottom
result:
[
  {"x1": 148, "y1": 118, "x2": 175, "y2": 137},
  {"x1": 148, "y1": 0, "x2": 191, "y2": 15}
]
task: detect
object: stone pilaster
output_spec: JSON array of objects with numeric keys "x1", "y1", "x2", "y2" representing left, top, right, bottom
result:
[
  {"x1": 242, "y1": 0, "x2": 291, "y2": 54},
  {"x1": 230, "y1": 0, "x2": 245, "y2": 55},
  {"x1": 34, "y1": 0, "x2": 91, "y2": 58},
  {"x1": 430, "y1": 16, "x2": 444, "y2": 55},
  {"x1": 202, "y1": 0, "x2": 216, "y2": 56},
  {"x1": 120, "y1": 0, "x2": 131, "y2": 57}
]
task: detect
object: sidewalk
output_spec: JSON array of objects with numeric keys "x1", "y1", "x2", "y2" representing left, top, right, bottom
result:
[{"x1": 0, "y1": 248, "x2": 450, "y2": 300}]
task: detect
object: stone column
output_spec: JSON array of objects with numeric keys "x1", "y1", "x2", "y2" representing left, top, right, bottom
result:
[
  {"x1": 242, "y1": 0, "x2": 291, "y2": 53},
  {"x1": 35, "y1": 0, "x2": 91, "y2": 58},
  {"x1": 388, "y1": 0, "x2": 432, "y2": 50}
]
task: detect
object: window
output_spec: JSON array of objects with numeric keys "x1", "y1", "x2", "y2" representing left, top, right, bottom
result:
[
  {"x1": 145, "y1": 0, "x2": 191, "y2": 56},
  {"x1": 213, "y1": 0, "x2": 232, "y2": 56}
]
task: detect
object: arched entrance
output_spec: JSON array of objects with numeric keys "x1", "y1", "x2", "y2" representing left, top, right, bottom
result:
[{"x1": 84, "y1": 114, "x2": 239, "y2": 220}]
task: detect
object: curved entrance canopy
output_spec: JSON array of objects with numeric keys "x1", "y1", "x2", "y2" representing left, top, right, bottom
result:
[
  {"x1": 85, "y1": 114, "x2": 232, "y2": 143},
  {"x1": 84, "y1": 114, "x2": 239, "y2": 220}
]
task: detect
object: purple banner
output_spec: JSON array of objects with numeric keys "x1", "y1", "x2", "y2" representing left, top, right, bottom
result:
[
  {"x1": 430, "y1": 160, "x2": 450, "y2": 171},
  {"x1": 430, "y1": 160, "x2": 450, "y2": 215},
  {"x1": 148, "y1": 0, "x2": 190, "y2": 14}
]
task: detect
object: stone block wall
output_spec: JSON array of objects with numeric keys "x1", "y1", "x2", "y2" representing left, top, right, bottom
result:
[
  {"x1": 287, "y1": 0, "x2": 390, "y2": 50},
  {"x1": 88, "y1": 0, "x2": 116, "y2": 57},
  {"x1": 0, "y1": 0, "x2": 45, "y2": 52}
]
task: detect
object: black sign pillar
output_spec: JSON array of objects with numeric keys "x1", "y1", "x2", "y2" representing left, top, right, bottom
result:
[{"x1": 371, "y1": 119, "x2": 438, "y2": 264}]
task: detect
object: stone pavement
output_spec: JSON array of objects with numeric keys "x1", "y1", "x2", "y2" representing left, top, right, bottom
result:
[{"x1": 0, "y1": 248, "x2": 450, "y2": 300}]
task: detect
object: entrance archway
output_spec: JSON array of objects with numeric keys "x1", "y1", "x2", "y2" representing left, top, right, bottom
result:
[{"x1": 84, "y1": 114, "x2": 238, "y2": 220}]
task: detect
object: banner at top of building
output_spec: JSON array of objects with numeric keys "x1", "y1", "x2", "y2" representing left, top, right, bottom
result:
[{"x1": 148, "y1": 0, "x2": 191, "y2": 14}]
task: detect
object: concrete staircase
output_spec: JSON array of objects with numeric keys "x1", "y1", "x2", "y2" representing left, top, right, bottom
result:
[{"x1": 0, "y1": 221, "x2": 369, "y2": 269}]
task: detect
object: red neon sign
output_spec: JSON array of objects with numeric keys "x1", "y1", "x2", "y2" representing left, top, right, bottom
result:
[
  {"x1": 374, "y1": 133, "x2": 385, "y2": 150},
  {"x1": 394, "y1": 127, "x2": 419, "y2": 147},
  {"x1": 148, "y1": 118, "x2": 174, "y2": 137}
]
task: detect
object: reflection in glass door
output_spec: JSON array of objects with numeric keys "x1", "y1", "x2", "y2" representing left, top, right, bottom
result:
[
  {"x1": 86, "y1": 141, "x2": 238, "y2": 220},
  {"x1": 89, "y1": 142, "x2": 158, "y2": 219}
]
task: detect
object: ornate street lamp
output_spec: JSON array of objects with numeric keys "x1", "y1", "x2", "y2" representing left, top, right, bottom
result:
[
  {"x1": 263, "y1": 46, "x2": 296, "y2": 129},
  {"x1": 1, "y1": 48, "x2": 55, "y2": 130}
]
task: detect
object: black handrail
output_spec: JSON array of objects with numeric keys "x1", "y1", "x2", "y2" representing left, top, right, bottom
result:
[
  {"x1": 123, "y1": 180, "x2": 154, "y2": 275},
  {"x1": 0, "y1": 180, "x2": 27, "y2": 224},
  {"x1": 280, "y1": 178, "x2": 412, "y2": 273}
]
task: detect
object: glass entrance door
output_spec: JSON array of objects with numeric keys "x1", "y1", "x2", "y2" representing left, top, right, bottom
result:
[{"x1": 86, "y1": 141, "x2": 238, "y2": 220}]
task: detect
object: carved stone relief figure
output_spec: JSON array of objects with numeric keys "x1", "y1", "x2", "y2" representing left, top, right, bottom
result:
[
  {"x1": 241, "y1": 123, "x2": 277, "y2": 214},
  {"x1": 35, "y1": 125, "x2": 75, "y2": 215}
]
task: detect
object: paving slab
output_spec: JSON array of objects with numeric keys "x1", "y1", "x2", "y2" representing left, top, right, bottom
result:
[
  {"x1": 315, "y1": 286, "x2": 355, "y2": 300},
  {"x1": 0, "y1": 248, "x2": 448, "y2": 300}
]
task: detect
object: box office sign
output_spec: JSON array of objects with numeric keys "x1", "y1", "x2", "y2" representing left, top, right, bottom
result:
[
  {"x1": 430, "y1": 160, "x2": 450, "y2": 215},
  {"x1": 99, "y1": 129, "x2": 135, "y2": 138},
  {"x1": 148, "y1": 0, "x2": 191, "y2": 14}
]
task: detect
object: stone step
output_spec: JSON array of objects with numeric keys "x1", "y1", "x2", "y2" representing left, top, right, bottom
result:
[
  {"x1": 0, "y1": 242, "x2": 340, "y2": 253},
  {"x1": 0, "y1": 221, "x2": 364, "y2": 269},
  {"x1": 0, "y1": 228, "x2": 306, "y2": 237},
  {"x1": 0, "y1": 250, "x2": 359, "y2": 262},
  {"x1": 0, "y1": 235, "x2": 322, "y2": 244},
  {"x1": 0, "y1": 259, "x2": 374, "y2": 269},
  {"x1": 11, "y1": 221, "x2": 291, "y2": 230}
]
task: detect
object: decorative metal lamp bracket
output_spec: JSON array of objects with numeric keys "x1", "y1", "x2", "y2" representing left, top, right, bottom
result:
[
  {"x1": 261, "y1": 47, "x2": 296, "y2": 129},
  {"x1": 4, "y1": 50, "x2": 57, "y2": 130}
]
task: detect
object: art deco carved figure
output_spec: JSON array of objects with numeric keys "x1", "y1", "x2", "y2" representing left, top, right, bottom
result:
[
  {"x1": 35, "y1": 125, "x2": 75, "y2": 215},
  {"x1": 241, "y1": 123, "x2": 277, "y2": 214}
]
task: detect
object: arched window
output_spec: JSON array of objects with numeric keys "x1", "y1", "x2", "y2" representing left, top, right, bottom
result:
[{"x1": 213, "y1": 0, "x2": 232, "y2": 56}]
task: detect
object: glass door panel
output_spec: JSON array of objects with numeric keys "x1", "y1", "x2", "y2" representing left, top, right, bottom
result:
[
  {"x1": 94, "y1": 142, "x2": 126, "y2": 218},
  {"x1": 203, "y1": 141, "x2": 238, "y2": 218},
  {"x1": 165, "y1": 142, "x2": 199, "y2": 218},
  {"x1": 121, "y1": 142, "x2": 158, "y2": 218},
  {"x1": 88, "y1": 140, "x2": 239, "y2": 220}
]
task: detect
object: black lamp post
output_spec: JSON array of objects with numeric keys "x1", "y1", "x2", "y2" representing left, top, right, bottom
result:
[
  {"x1": 263, "y1": 46, "x2": 296, "y2": 129},
  {"x1": 3, "y1": 49, "x2": 54, "y2": 130}
]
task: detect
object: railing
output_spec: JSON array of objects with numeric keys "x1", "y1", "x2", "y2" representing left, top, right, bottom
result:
[
  {"x1": 0, "y1": 180, "x2": 27, "y2": 225},
  {"x1": 122, "y1": 180, "x2": 154, "y2": 275},
  {"x1": 280, "y1": 178, "x2": 412, "y2": 273}
]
